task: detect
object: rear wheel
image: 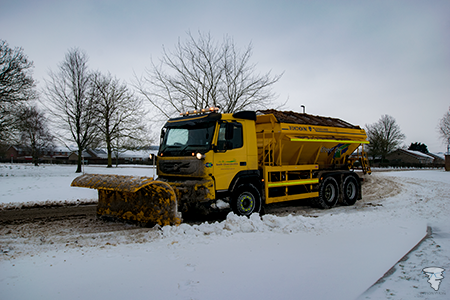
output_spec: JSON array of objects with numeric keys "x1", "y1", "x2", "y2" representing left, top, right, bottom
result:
[
  {"x1": 342, "y1": 175, "x2": 359, "y2": 206},
  {"x1": 315, "y1": 176, "x2": 339, "y2": 209},
  {"x1": 231, "y1": 184, "x2": 262, "y2": 217}
]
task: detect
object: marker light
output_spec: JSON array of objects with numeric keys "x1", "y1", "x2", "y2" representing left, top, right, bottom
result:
[{"x1": 181, "y1": 107, "x2": 220, "y2": 117}]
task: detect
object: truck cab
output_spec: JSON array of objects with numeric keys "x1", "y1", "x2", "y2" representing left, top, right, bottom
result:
[{"x1": 157, "y1": 109, "x2": 261, "y2": 216}]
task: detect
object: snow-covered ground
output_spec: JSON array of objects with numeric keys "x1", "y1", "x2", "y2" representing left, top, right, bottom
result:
[
  {"x1": 0, "y1": 164, "x2": 156, "y2": 207},
  {"x1": 0, "y1": 164, "x2": 449, "y2": 300}
]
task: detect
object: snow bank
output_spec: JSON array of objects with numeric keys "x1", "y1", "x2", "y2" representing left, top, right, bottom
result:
[{"x1": 162, "y1": 213, "x2": 314, "y2": 238}]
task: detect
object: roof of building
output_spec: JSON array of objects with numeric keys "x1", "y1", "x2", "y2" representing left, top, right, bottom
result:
[
  {"x1": 395, "y1": 149, "x2": 434, "y2": 160},
  {"x1": 428, "y1": 152, "x2": 446, "y2": 162}
]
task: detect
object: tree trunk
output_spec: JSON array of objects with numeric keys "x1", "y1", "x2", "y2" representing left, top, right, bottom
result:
[
  {"x1": 106, "y1": 134, "x2": 112, "y2": 168},
  {"x1": 76, "y1": 148, "x2": 83, "y2": 173},
  {"x1": 107, "y1": 152, "x2": 112, "y2": 167},
  {"x1": 31, "y1": 139, "x2": 39, "y2": 166},
  {"x1": 32, "y1": 148, "x2": 39, "y2": 166}
]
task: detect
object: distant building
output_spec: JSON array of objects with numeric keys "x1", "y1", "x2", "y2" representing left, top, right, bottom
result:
[
  {"x1": 427, "y1": 152, "x2": 445, "y2": 165},
  {"x1": 5, "y1": 145, "x2": 21, "y2": 160},
  {"x1": 68, "y1": 148, "x2": 157, "y2": 164},
  {"x1": 51, "y1": 146, "x2": 72, "y2": 160},
  {"x1": 3, "y1": 144, "x2": 158, "y2": 165},
  {"x1": 386, "y1": 149, "x2": 437, "y2": 165},
  {"x1": 4, "y1": 145, "x2": 72, "y2": 162}
]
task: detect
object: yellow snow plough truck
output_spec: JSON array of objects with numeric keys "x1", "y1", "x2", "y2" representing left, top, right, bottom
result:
[{"x1": 71, "y1": 109, "x2": 371, "y2": 226}]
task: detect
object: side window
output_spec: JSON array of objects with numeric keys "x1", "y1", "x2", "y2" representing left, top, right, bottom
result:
[
  {"x1": 217, "y1": 125, "x2": 226, "y2": 150},
  {"x1": 231, "y1": 123, "x2": 243, "y2": 148},
  {"x1": 217, "y1": 122, "x2": 243, "y2": 151}
]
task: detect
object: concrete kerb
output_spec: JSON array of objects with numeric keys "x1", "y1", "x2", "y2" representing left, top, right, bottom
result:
[{"x1": 356, "y1": 226, "x2": 432, "y2": 299}]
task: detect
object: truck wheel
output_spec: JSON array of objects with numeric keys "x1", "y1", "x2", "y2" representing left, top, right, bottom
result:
[
  {"x1": 342, "y1": 175, "x2": 359, "y2": 206},
  {"x1": 231, "y1": 184, "x2": 262, "y2": 217},
  {"x1": 317, "y1": 176, "x2": 339, "y2": 209}
]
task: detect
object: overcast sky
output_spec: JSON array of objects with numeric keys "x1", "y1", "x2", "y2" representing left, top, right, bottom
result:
[{"x1": 1, "y1": 0, "x2": 449, "y2": 152}]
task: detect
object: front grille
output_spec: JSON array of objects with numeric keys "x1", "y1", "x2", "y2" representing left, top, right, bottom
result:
[{"x1": 159, "y1": 159, "x2": 204, "y2": 175}]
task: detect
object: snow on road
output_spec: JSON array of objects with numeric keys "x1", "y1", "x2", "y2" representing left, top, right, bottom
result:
[{"x1": 0, "y1": 165, "x2": 449, "y2": 299}]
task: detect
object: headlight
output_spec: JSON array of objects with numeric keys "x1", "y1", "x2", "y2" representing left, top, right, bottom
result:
[{"x1": 196, "y1": 153, "x2": 205, "y2": 160}]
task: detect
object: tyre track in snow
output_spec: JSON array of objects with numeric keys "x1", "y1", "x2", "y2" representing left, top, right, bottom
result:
[{"x1": 0, "y1": 204, "x2": 97, "y2": 225}]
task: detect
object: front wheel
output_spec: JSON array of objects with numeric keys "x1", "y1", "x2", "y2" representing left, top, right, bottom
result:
[{"x1": 231, "y1": 184, "x2": 262, "y2": 217}]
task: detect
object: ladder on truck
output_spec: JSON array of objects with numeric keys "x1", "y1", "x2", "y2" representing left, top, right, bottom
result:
[{"x1": 351, "y1": 145, "x2": 371, "y2": 175}]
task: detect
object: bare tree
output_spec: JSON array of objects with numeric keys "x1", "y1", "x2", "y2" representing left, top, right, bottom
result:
[
  {"x1": 365, "y1": 115, "x2": 406, "y2": 161},
  {"x1": 17, "y1": 105, "x2": 54, "y2": 166},
  {"x1": 0, "y1": 40, "x2": 36, "y2": 142},
  {"x1": 91, "y1": 72, "x2": 149, "y2": 167},
  {"x1": 0, "y1": 102, "x2": 23, "y2": 144},
  {"x1": 43, "y1": 48, "x2": 98, "y2": 172},
  {"x1": 134, "y1": 32, "x2": 283, "y2": 119},
  {"x1": 438, "y1": 107, "x2": 450, "y2": 154}
]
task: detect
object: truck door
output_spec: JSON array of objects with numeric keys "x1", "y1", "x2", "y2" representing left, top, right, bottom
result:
[{"x1": 213, "y1": 121, "x2": 248, "y2": 191}]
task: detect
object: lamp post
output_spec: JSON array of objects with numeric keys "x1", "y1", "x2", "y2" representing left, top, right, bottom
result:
[{"x1": 149, "y1": 153, "x2": 156, "y2": 178}]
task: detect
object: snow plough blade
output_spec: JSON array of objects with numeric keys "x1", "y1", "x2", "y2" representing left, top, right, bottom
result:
[{"x1": 71, "y1": 174, "x2": 181, "y2": 226}]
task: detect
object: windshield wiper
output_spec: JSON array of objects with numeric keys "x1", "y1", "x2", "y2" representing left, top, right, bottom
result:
[{"x1": 178, "y1": 145, "x2": 189, "y2": 153}]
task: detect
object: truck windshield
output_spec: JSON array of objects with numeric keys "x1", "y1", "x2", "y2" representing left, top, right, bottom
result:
[{"x1": 159, "y1": 123, "x2": 216, "y2": 156}]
